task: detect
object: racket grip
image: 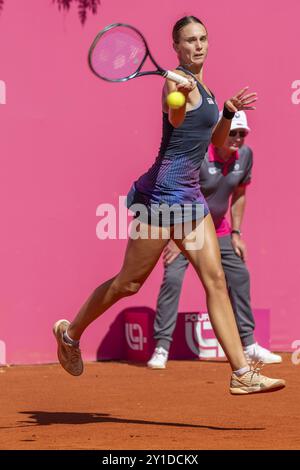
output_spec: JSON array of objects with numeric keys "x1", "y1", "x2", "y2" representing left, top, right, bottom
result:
[{"x1": 165, "y1": 70, "x2": 190, "y2": 85}]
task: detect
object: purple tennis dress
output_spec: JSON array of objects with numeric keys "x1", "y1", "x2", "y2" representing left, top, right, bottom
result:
[{"x1": 127, "y1": 67, "x2": 219, "y2": 226}]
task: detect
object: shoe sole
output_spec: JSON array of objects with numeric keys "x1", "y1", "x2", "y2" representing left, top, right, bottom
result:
[
  {"x1": 230, "y1": 380, "x2": 286, "y2": 395},
  {"x1": 53, "y1": 319, "x2": 83, "y2": 376},
  {"x1": 246, "y1": 359, "x2": 283, "y2": 365},
  {"x1": 261, "y1": 359, "x2": 283, "y2": 364},
  {"x1": 147, "y1": 364, "x2": 166, "y2": 369}
]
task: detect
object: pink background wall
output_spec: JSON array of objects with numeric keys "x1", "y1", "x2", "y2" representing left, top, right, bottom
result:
[{"x1": 0, "y1": 0, "x2": 299, "y2": 364}]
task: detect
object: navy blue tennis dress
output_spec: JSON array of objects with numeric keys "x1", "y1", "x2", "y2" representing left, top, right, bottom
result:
[{"x1": 127, "y1": 67, "x2": 219, "y2": 225}]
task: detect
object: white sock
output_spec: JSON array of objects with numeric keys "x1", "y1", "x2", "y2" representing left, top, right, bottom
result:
[
  {"x1": 63, "y1": 329, "x2": 79, "y2": 346},
  {"x1": 234, "y1": 365, "x2": 250, "y2": 376},
  {"x1": 244, "y1": 343, "x2": 256, "y2": 352}
]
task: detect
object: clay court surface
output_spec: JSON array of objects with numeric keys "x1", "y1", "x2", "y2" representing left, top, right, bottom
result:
[{"x1": 0, "y1": 354, "x2": 299, "y2": 450}]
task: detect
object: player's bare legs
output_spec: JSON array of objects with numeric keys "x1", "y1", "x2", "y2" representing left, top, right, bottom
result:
[{"x1": 54, "y1": 215, "x2": 285, "y2": 393}]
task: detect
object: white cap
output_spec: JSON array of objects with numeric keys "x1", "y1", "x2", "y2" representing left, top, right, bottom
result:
[{"x1": 219, "y1": 110, "x2": 250, "y2": 131}]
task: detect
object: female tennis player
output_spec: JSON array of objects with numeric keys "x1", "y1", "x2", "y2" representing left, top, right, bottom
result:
[{"x1": 53, "y1": 16, "x2": 285, "y2": 394}]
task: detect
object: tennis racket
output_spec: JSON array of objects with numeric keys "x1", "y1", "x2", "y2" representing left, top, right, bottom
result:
[{"x1": 88, "y1": 23, "x2": 189, "y2": 85}]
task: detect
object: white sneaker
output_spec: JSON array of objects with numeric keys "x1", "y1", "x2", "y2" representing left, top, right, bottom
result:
[
  {"x1": 244, "y1": 343, "x2": 282, "y2": 364},
  {"x1": 147, "y1": 347, "x2": 169, "y2": 369}
]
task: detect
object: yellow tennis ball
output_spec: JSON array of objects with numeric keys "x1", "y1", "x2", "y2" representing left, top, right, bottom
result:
[{"x1": 166, "y1": 91, "x2": 186, "y2": 109}]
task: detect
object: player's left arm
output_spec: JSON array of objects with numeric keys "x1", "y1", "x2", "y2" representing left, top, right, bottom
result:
[
  {"x1": 211, "y1": 112, "x2": 232, "y2": 147},
  {"x1": 211, "y1": 87, "x2": 257, "y2": 147}
]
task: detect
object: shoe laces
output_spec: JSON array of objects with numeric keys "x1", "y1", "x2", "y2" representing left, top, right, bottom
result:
[
  {"x1": 70, "y1": 346, "x2": 81, "y2": 364},
  {"x1": 154, "y1": 348, "x2": 168, "y2": 358},
  {"x1": 249, "y1": 360, "x2": 264, "y2": 381}
]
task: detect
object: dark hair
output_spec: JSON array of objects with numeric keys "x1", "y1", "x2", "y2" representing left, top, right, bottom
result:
[{"x1": 172, "y1": 16, "x2": 206, "y2": 44}]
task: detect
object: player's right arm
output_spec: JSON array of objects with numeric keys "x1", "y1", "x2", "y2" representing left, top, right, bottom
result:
[{"x1": 164, "y1": 70, "x2": 196, "y2": 128}]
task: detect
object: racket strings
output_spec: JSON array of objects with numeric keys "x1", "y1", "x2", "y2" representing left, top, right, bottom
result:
[{"x1": 90, "y1": 26, "x2": 147, "y2": 80}]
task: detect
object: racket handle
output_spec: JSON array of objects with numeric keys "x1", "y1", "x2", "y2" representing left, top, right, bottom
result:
[{"x1": 164, "y1": 70, "x2": 190, "y2": 85}]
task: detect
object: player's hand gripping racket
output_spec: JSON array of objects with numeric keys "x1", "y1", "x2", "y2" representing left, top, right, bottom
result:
[{"x1": 88, "y1": 23, "x2": 189, "y2": 85}]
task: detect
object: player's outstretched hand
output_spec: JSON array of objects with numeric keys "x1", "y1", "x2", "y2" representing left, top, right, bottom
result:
[{"x1": 225, "y1": 87, "x2": 257, "y2": 112}]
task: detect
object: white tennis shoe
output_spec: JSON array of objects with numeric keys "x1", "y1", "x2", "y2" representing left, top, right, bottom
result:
[
  {"x1": 147, "y1": 347, "x2": 169, "y2": 369},
  {"x1": 244, "y1": 343, "x2": 282, "y2": 364}
]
